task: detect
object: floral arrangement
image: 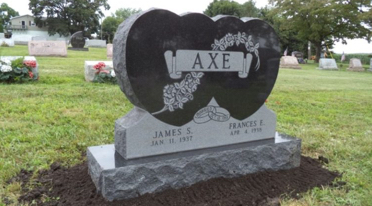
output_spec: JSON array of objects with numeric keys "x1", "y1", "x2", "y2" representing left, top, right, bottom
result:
[
  {"x1": 92, "y1": 62, "x2": 117, "y2": 84},
  {"x1": 0, "y1": 57, "x2": 39, "y2": 83}
]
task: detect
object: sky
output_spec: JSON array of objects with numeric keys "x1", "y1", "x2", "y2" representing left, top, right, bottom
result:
[{"x1": 2, "y1": 0, "x2": 371, "y2": 54}]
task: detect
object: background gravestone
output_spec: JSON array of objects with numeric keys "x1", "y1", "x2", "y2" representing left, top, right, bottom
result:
[
  {"x1": 347, "y1": 58, "x2": 364, "y2": 72},
  {"x1": 291, "y1": 51, "x2": 306, "y2": 64},
  {"x1": 68, "y1": 31, "x2": 88, "y2": 51},
  {"x1": 86, "y1": 40, "x2": 106, "y2": 48},
  {"x1": 87, "y1": 9, "x2": 301, "y2": 201},
  {"x1": 369, "y1": 58, "x2": 372, "y2": 72},
  {"x1": 280, "y1": 56, "x2": 302, "y2": 69},
  {"x1": 317, "y1": 58, "x2": 338, "y2": 70},
  {"x1": 107, "y1": 44, "x2": 113, "y2": 59},
  {"x1": 28, "y1": 41, "x2": 67, "y2": 57}
]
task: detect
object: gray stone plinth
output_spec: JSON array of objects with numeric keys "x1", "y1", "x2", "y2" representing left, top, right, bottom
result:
[{"x1": 87, "y1": 133, "x2": 301, "y2": 201}]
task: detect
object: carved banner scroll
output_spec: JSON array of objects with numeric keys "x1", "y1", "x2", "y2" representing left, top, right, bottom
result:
[{"x1": 164, "y1": 50, "x2": 253, "y2": 79}]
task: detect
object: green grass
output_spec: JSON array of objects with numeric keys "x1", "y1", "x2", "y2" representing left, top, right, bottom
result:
[{"x1": 1, "y1": 46, "x2": 372, "y2": 205}]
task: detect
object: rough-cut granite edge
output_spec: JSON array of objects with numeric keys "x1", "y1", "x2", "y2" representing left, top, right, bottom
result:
[{"x1": 88, "y1": 135, "x2": 301, "y2": 201}]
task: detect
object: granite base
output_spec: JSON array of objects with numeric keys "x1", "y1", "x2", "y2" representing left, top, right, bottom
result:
[
  {"x1": 68, "y1": 47, "x2": 89, "y2": 51},
  {"x1": 347, "y1": 67, "x2": 365, "y2": 72},
  {"x1": 87, "y1": 133, "x2": 301, "y2": 201}
]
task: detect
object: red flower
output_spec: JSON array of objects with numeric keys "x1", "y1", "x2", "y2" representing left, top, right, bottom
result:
[
  {"x1": 24, "y1": 60, "x2": 37, "y2": 68},
  {"x1": 94, "y1": 62, "x2": 106, "y2": 70},
  {"x1": 29, "y1": 71, "x2": 34, "y2": 79},
  {"x1": 93, "y1": 62, "x2": 106, "y2": 74}
]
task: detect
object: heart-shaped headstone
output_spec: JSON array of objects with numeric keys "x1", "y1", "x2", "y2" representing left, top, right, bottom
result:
[{"x1": 114, "y1": 9, "x2": 280, "y2": 126}]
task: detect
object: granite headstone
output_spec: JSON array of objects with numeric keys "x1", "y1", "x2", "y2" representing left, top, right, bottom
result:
[
  {"x1": 291, "y1": 51, "x2": 305, "y2": 64},
  {"x1": 68, "y1": 31, "x2": 88, "y2": 51},
  {"x1": 107, "y1": 44, "x2": 113, "y2": 59},
  {"x1": 347, "y1": 58, "x2": 364, "y2": 72},
  {"x1": 87, "y1": 9, "x2": 301, "y2": 201},
  {"x1": 28, "y1": 41, "x2": 67, "y2": 57},
  {"x1": 280, "y1": 56, "x2": 301, "y2": 69},
  {"x1": 317, "y1": 58, "x2": 338, "y2": 70}
]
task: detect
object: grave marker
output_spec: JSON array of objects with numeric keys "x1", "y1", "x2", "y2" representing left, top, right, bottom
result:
[
  {"x1": 280, "y1": 56, "x2": 301, "y2": 69},
  {"x1": 86, "y1": 40, "x2": 106, "y2": 48},
  {"x1": 87, "y1": 9, "x2": 301, "y2": 201},
  {"x1": 369, "y1": 58, "x2": 372, "y2": 72},
  {"x1": 347, "y1": 58, "x2": 364, "y2": 72},
  {"x1": 84, "y1": 61, "x2": 113, "y2": 82},
  {"x1": 107, "y1": 44, "x2": 113, "y2": 59},
  {"x1": 317, "y1": 58, "x2": 338, "y2": 70},
  {"x1": 68, "y1": 31, "x2": 88, "y2": 51},
  {"x1": 28, "y1": 41, "x2": 67, "y2": 57}
]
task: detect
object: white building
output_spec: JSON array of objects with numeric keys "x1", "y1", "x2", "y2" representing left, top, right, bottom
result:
[{"x1": 6, "y1": 15, "x2": 70, "y2": 44}]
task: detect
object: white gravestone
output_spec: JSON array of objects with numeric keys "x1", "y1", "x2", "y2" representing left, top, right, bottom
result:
[
  {"x1": 0, "y1": 33, "x2": 4, "y2": 38},
  {"x1": 317, "y1": 58, "x2": 338, "y2": 70},
  {"x1": 28, "y1": 41, "x2": 67, "y2": 57},
  {"x1": 279, "y1": 56, "x2": 301, "y2": 69},
  {"x1": 84, "y1": 61, "x2": 113, "y2": 82},
  {"x1": 0, "y1": 38, "x2": 15, "y2": 47},
  {"x1": 347, "y1": 58, "x2": 364, "y2": 72},
  {"x1": 86, "y1": 40, "x2": 106, "y2": 48}
]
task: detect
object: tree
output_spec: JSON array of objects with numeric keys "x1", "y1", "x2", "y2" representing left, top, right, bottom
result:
[
  {"x1": 240, "y1": 0, "x2": 261, "y2": 18},
  {"x1": 0, "y1": 3, "x2": 19, "y2": 33},
  {"x1": 101, "y1": 16, "x2": 120, "y2": 43},
  {"x1": 114, "y1": 8, "x2": 141, "y2": 22},
  {"x1": 101, "y1": 8, "x2": 141, "y2": 43},
  {"x1": 269, "y1": 0, "x2": 372, "y2": 62},
  {"x1": 29, "y1": 0, "x2": 110, "y2": 37},
  {"x1": 204, "y1": 0, "x2": 242, "y2": 17}
]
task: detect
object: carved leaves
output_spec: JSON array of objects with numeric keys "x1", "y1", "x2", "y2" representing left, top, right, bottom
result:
[
  {"x1": 211, "y1": 32, "x2": 260, "y2": 71},
  {"x1": 156, "y1": 72, "x2": 203, "y2": 114}
]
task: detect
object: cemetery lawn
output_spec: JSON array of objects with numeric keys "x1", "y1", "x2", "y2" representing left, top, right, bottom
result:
[{"x1": 0, "y1": 46, "x2": 371, "y2": 206}]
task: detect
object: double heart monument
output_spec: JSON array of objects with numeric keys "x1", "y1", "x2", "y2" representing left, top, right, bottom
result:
[{"x1": 87, "y1": 9, "x2": 301, "y2": 201}]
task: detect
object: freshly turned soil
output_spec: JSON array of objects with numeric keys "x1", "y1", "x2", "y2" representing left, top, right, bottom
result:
[{"x1": 10, "y1": 156, "x2": 341, "y2": 206}]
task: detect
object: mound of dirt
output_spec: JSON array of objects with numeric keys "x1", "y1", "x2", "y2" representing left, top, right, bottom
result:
[{"x1": 12, "y1": 156, "x2": 340, "y2": 206}]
